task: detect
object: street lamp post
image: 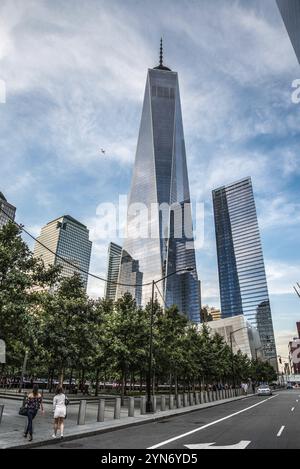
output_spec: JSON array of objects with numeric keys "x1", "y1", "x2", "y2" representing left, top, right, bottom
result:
[{"x1": 145, "y1": 267, "x2": 194, "y2": 413}]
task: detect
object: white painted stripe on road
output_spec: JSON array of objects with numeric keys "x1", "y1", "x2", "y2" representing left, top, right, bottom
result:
[
  {"x1": 291, "y1": 407, "x2": 295, "y2": 412},
  {"x1": 277, "y1": 426, "x2": 285, "y2": 437},
  {"x1": 148, "y1": 395, "x2": 277, "y2": 449}
]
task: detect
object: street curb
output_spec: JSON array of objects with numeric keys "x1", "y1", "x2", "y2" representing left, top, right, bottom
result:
[{"x1": 4, "y1": 394, "x2": 255, "y2": 449}]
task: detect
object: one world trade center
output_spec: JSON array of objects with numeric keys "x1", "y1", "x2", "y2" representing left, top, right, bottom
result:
[{"x1": 116, "y1": 41, "x2": 201, "y2": 323}]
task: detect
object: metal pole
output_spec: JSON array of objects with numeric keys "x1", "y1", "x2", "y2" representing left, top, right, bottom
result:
[
  {"x1": 146, "y1": 280, "x2": 155, "y2": 413},
  {"x1": 230, "y1": 333, "x2": 237, "y2": 396}
]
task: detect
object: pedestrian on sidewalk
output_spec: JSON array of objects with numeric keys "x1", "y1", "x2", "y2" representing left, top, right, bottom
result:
[
  {"x1": 52, "y1": 385, "x2": 68, "y2": 439},
  {"x1": 24, "y1": 384, "x2": 44, "y2": 442}
]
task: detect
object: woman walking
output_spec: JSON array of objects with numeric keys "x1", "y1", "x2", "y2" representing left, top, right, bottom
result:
[
  {"x1": 52, "y1": 385, "x2": 68, "y2": 439},
  {"x1": 24, "y1": 384, "x2": 44, "y2": 441}
]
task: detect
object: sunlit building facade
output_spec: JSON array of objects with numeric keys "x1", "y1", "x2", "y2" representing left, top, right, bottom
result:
[
  {"x1": 116, "y1": 43, "x2": 200, "y2": 323},
  {"x1": 212, "y1": 177, "x2": 277, "y2": 365},
  {"x1": 105, "y1": 242, "x2": 122, "y2": 301},
  {"x1": 34, "y1": 215, "x2": 92, "y2": 291}
]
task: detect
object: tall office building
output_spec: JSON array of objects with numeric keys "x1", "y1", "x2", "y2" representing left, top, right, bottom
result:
[
  {"x1": 104, "y1": 242, "x2": 122, "y2": 301},
  {"x1": 212, "y1": 177, "x2": 277, "y2": 364},
  {"x1": 0, "y1": 192, "x2": 16, "y2": 228},
  {"x1": 277, "y1": 0, "x2": 300, "y2": 64},
  {"x1": 116, "y1": 42, "x2": 200, "y2": 323},
  {"x1": 34, "y1": 215, "x2": 92, "y2": 290}
]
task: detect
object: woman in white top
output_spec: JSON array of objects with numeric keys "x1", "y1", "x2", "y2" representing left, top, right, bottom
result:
[{"x1": 52, "y1": 385, "x2": 68, "y2": 439}]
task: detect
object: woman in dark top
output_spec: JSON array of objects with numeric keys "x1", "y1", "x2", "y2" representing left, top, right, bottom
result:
[{"x1": 24, "y1": 384, "x2": 44, "y2": 441}]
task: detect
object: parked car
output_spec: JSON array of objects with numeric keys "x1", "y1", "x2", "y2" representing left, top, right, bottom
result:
[{"x1": 257, "y1": 385, "x2": 273, "y2": 396}]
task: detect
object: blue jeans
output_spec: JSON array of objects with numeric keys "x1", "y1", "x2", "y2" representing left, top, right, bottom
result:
[{"x1": 25, "y1": 409, "x2": 37, "y2": 435}]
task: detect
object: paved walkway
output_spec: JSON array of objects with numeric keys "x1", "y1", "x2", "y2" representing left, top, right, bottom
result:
[{"x1": 0, "y1": 393, "x2": 253, "y2": 449}]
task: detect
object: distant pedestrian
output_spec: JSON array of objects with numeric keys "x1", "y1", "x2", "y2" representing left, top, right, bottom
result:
[
  {"x1": 24, "y1": 384, "x2": 44, "y2": 441},
  {"x1": 52, "y1": 385, "x2": 68, "y2": 439}
]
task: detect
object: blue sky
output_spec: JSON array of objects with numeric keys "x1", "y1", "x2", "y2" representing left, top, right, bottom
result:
[{"x1": 0, "y1": 0, "x2": 299, "y2": 360}]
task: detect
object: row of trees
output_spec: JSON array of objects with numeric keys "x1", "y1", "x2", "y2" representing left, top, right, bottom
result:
[{"x1": 0, "y1": 222, "x2": 277, "y2": 395}]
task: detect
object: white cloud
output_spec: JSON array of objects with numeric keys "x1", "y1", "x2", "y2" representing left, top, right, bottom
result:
[
  {"x1": 266, "y1": 260, "x2": 300, "y2": 295},
  {"x1": 258, "y1": 196, "x2": 300, "y2": 230}
]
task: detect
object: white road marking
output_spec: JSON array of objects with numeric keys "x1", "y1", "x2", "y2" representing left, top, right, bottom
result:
[
  {"x1": 185, "y1": 441, "x2": 251, "y2": 450},
  {"x1": 277, "y1": 426, "x2": 285, "y2": 437},
  {"x1": 291, "y1": 407, "x2": 295, "y2": 412},
  {"x1": 147, "y1": 395, "x2": 277, "y2": 449}
]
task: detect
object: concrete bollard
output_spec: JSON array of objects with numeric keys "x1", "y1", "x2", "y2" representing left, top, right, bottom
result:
[
  {"x1": 114, "y1": 397, "x2": 121, "y2": 419},
  {"x1": 195, "y1": 392, "x2": 200, "y2": 405},
  {"x1": 97, "y1": 399, "x2": 105, "y2": 422},
  {"x1": 177, "y1": 394, "x2": 182, "y2": 408},
  {"x1": 0, "y1": 405, "x2": 4, "y2": 425},
  {"x1": 77, "y1": 400, "x2": 87, "y2": 425},
  {"x1": 151, "y1": 395, "x2": 157, "y2": 413},
  {"x1": 183, "y1": 393, "x2": 189, "y2": 407},
  {"x1": 128, "y1": 397, "x2": 135, "y2": 417},
  {"x1": 140, "y1": 396, "x2": 146, "y2": 415},
  {"x1": 161, "y1": 395, "x2": 166, "y2": 412},
  {"x1": 189, "y1": 393, "x2": 195, "y2": 406},
  {"x1": 169, "y1": 395, "x2": 174, "y2": 410}
]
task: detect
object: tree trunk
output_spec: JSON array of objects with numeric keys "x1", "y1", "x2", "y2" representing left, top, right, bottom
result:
[{"x1": 59, "y1": 367, "x2": 64, "y2": 387}]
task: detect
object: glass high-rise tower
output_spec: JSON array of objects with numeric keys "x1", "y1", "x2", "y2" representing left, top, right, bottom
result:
[
  {"x1": 0, "y1": 192, "x2": 16, "y2": 229},
  {"x1": 212, "y1": 177, "x2": 277, "y2": 364},
  {"x1": 116, "y1": 42, "x2": 200, "y2": 323},
  {"x1": 277, "y1": 0, "x2": 300, "y2": 64},
  {"x1": 34, "y1": 215, "x2": 92, "y2": 291}
]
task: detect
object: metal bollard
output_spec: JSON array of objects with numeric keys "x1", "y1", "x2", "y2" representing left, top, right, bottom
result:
[
  {"x1": 0, "y1": 405, "x2": 4, "y2": 425},
  {"x1": 77, "y1": 400, "x2": 87, "y2": 425},
  {"x1": 183, "y1": 393, "x2": 189, "y2": 407},
  {"x1": 189, "y1": 393, "x2": 195, "y2": 406},
  {"x1": 128, "y1": 397, "x2": 135, "y2": 417},
  {"x1": 177, "y1": 394, "x2": 182, "y2": 408},
  {"x1": 97, "y1": 399, "x2": 105, "y2": 422},
  {"x1": 195, "y1": 392, "x2": 200, "y2": 405},
  {"x1": 169, "y1": 395, "x2": 174, "y2": 410},
  {"x1": 140, "y1": 396, "x2": 146, "y2": 415},
  {"x1": 161, "y1": 395, "x2": 166, "y2": 412},
  {"x1": 114, "y1": 397, "x2": 121, "y2": 419}
]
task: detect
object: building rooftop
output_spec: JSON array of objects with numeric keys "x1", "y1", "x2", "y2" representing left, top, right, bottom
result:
[{"x1": 46, "y1": 215, "x2": 88, "y2": 230}]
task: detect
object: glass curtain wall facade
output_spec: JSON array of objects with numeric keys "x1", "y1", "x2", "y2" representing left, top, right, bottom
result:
[
  {"x1": 0, "y1": 192, "x2": 16, "y2": 228},
  {"x1": 277, "y1": 0, "x2": 300, "y2": 64},
  {"x1": 213, "y1": 177, "x2": 277, "y2": 364},
  {"x1": 34, "y1": 215, "x2": 92, "y2": 291},
  {"x1": 104, "y1": 242, "x2": 122, "y2": 301},
  {"x1": 116, "y1": 53, "x2": 200, "y2": 323}
]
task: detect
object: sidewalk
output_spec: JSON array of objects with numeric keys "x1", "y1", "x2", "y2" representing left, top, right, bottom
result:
[{"x1": 0, "y1": 393, "x2": 254, "y2": 449}]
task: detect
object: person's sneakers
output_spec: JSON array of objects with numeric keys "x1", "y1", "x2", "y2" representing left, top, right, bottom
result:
[
  {"x1": 23, "y1": 433, "x2": 27, "y2": 438},
  {"x1": 52, "y1": 434, "x2": 57, "y2": 439},
  {"x1": 28, "y1": 435, "x2": 33, "y2": 442}
]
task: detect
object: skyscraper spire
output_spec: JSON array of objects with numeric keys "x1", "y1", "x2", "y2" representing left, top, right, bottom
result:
[
  {"x1": 159, "y1": 37, "x2": 163, "y2": 67},
  {"x1": 153, "y1": 37, "x2": 171, "y2": 71}
]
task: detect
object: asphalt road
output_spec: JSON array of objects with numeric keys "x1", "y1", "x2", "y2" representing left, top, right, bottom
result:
[{"x1": 40, "y1": 390, "x2": 300, "y2": 449}]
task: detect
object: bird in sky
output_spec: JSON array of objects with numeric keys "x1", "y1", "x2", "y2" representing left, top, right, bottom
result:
[{"x1": 100, "y1": 148, "x2": 106, "y2": 155}]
